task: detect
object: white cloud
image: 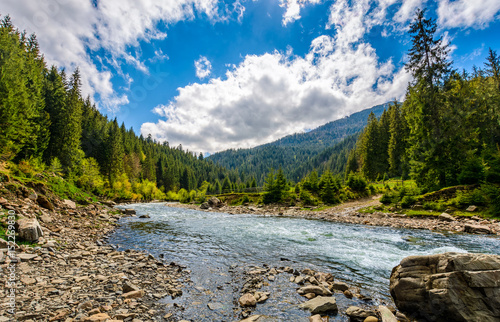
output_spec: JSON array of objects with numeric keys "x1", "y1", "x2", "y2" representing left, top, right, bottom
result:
[
  {"x1": 393, "y1": 0, "x2": 426, "y2": 24},
  {"x1": 280, "y1": 0, "x2": 321, "y2": 26},
  {"x1": 2, "y1": 0, "x2": 224, "y2": 111},
  {"x1": 194, "y1": 56, "x2": 213, "y2": 79},
  {"x1": 437, "y1": 0, "x2": 500, "y2": 29},
  {"x1": 142, "y1": 34, "x2": 411, "y2": 153}
]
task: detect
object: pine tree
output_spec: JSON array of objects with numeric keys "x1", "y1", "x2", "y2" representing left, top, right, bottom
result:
[
  {"x1": 404, "y1": 8, "x2": 451, "y2": 189},
  {"x1": 106, "y1": 119, "x2": 124, "y2": 183},
  {"x1": 360, "y1": 112, "x2": 380, "y2": 180}
]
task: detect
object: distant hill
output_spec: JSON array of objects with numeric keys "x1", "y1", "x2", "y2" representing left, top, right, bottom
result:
[{"x1": 208, "y1": 103, "x2": 389, "y2": 184}]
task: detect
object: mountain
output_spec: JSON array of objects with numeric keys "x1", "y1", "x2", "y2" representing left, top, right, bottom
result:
[{"x1": 208, "y1": 103, "x2": 389, "y2": 184}]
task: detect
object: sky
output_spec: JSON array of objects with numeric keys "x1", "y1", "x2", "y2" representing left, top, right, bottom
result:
[{"x1": 3, "y1": 0, "x2": 500, "y2": 154}]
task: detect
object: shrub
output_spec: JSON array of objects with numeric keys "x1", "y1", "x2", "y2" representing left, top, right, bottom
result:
[
  {"x1": 481, "y1": 184, "x2": 500, "y2": 216},
  {"x1": 241, "y1": 195, "x2": 250, "y2": 204},
  {"x1": 178, "y1": 188, "x2": 190, "y2": 203},
  {"x1": 380, "y1": 192, "x2": 395, "y2": 204},
  {"x1": 400, "y1": 196, "x2": 416, "y2": 208},
  {"x1": 300, "y1": 189, "x2": 317, "y2": 206},
  {"x1": 346, "y1": 172, "x2": 367, "y2": 192},
  {"x1": 458, "y1": 156, "x2": 485, "y2": 184}
]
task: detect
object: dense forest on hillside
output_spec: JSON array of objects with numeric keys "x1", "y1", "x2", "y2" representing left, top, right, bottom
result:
[
  {"x1": 209, "y1": 104, "x2": 387, "y2": 184},
  {"x1": 0, "y1": 16, "x2": 234, "y2": 201},
  {"x1": 340, "y1": 9, "x2": 500, "y2": 214}
]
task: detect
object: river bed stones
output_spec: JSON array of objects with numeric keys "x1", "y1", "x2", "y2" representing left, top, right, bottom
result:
[
  {"x1": 299, "y1": 296, "x2": 338, "y2": 314},
  {"x1": 0, "y1": 190, "x2": 190, "y2": 321}
]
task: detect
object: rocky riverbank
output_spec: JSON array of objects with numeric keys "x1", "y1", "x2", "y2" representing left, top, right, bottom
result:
[
  {"x1": 169, "y1": 196, "x2": 500, "y2": 236},
  {"x1": 0, "y1": 191, "x2": 189, "y2": 321}
]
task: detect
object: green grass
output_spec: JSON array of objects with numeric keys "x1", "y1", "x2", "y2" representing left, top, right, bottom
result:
[{"x1": 371, "y1": 179, "x2": 417, "y2": 190}]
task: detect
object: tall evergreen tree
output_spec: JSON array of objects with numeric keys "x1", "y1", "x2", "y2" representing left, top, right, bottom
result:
[{"x1": 404, "y1": 8, "x2": 452, "y2": 189}]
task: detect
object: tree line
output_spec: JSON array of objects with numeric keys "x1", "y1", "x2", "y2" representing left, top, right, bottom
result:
[
  {"x1": 346, "y1": 9, "x2": 500, "y2": 192},
  {"x1": 0, "y1": 15, "x2": 236, "y2": 200}
]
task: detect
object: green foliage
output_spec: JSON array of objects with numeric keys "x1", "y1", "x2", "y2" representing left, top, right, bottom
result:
[
  {"x1": 400, "y1": 196, "x2": 416, "y2": 208},
  {"x1": 458, "y1": 154, "x2": 485, "y2": 185},
  {"x1": 319, "y1": 171, "x2": 341, "y2": 204},
  {"x1": 262, "y1": 168, "x2": 287, "y2": 204},
  {"x1": 346, "y1": 172, "x2": 367, "y2": 192},
  {"x1": 76, "y1": 158, "x2": 104, "y2": 193},
  {"x1": 299, "y1": 189, "x2": 317, "y2": 206},
  {"x1": 380, "y1": 191, "x2": 397, "y2": 204},
  {"x1": 481, "y1": 184, "x2": 500, "y2": 216}
]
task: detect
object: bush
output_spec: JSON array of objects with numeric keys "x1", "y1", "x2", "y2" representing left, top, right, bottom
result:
[
  {"x1": 481, "y1": 184, "x2": 500, "y2": 216},
  {"x1": 241, "y1": 195, "x2": 250, "y2": 204},
  {"x1": 178, "y1": 188, "x2": 190, "y2": 203},
  {"x1": 380, "y1": 192, "x2": 396, "y2": 204},
  {"x1": 346, "y1": 172, "x2": 367, "y2": 192},
  {"x1": 300, "y1": 189, "x2": 317, "y2": 206},
  {"x1": 400, "y1": 196, "x2": 416, "y2": 208},
  {"x1": 458, "y1": 156, "x2": 485, "y2": 184}
]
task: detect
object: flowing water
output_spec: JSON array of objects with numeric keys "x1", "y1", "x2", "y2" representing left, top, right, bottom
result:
[{"x1": 109, "y1": 203, "x2": 500, "y2": 321}]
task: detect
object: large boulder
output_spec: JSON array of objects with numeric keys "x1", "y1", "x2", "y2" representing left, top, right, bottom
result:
[
  {"x1": 207, "y1": 197, "x2": 222, "y2": 208},
  {"x1": 390, "y1": 252, "x2": 500, "y2": 322},
  {"x1": 17, "y1": 218, "x2": 44, "y2": 242}
]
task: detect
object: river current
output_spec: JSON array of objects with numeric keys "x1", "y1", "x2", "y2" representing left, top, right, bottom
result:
[{"x1": 109, "y1": 203, "x2": 500, "y2": 321}]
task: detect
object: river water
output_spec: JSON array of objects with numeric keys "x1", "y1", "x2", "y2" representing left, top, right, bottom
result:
[{"x1": 109, "y1": 203, "x2": 500, "y2": 321}]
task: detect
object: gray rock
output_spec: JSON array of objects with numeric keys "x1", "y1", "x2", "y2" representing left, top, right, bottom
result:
[
  {"x1": 123, "y1": 282, "x2": 140, "y2": 293},
  {"x1": 63, "y1": 199, "x2": 76, "y2": 209},
  {"x1": 239, "y1": 293, "x2": 257, "y2": 307},
  {"x1": 299, "y1": 296, "x2": 338, "y2": 314},
  {"x1": 464, "y1": 223, "x2": 491, "y2": 234},
  {"x1": 139, "y1": 214, "x2": 150, "y2": 218},
  {"x1": 207, "y1": 302, "x2": 223, "y2": 310},
  {"x1": 330, "y1": 281, "x2": 349, "y2": 291},
  {"x1": 345, "y1": 306, "x2": 376, "y2": 322},
  {"x1": 390, "y1": 252, "x2": 500, "y2": 322},
  {"x1": 466, "y1": 205, "x2": 477, "y2": 212},
  {"x1": 378, "y1": 305, "x2": 397, "y2": 322},
  {"x1": 438, "y1": 213, "x2": 455, "y2": 222},
  {"x1": 200, "y1": 202, "x2": 209, "y2": 209},
  {"x1": 207, "y1": 197, "x2": 222, "y2": 208},
  {"x1": 124, "y1": 209, "x2": 136, "y2": 215},
  {"x1": 297, "y1": 285, "x2": 332, "y2": 296},
  {"x1": 17, "y1": 218, "x2": 44, "y2": 242}
]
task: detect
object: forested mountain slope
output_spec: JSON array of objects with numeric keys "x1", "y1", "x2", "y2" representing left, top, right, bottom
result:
[{"x1": 208, "y1": 103, "x2": 388, "y2": 183}]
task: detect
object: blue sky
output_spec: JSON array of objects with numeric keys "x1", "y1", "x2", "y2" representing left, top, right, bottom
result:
[{"x1": 4, "y1": 0, "x2": 500, "y2": 154}]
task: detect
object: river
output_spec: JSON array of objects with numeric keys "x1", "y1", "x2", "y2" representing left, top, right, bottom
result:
[{"x1": 109, "y1": 203, "x2": 500, "y2": 321}]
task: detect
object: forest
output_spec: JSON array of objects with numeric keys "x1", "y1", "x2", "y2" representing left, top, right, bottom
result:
[
  {"x1": 0, "y1": 15, "x2": 235, "y2": 202},
  {"x1": 1, "y1": 9, "x2": 500, "y2": 212}
]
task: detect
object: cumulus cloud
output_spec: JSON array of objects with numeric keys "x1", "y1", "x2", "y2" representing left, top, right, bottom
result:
[
  {"x1": 2, "y1": 0, "x2": 223, "y2": 111},
  {"x1": 280, "y1": 0, "x2": 321, "y2": 26},
  {"x1": 437, "y1": 0, "x2": 500, "y2": 29},
  {"x1": 141, "y1": 35, "x2": 411, "y2": 153},
  {"x1": 194, "y1": 56, "x2": 213, "y2": 79}
]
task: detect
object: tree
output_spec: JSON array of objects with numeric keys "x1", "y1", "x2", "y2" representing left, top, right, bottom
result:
[
  {"x1": 319, "y1": 171, "x2": 340, "y2": 204},
  {"x1": 406, "y1": 9, "x2": 451, "y2": 88},
  {"x1": 360, "y1": 112, "x2": 381, "y2": 180},
  {"x1": 387, "y1": 101, "x2": 408, "y2": 177},
  {"x1": 404, "y1": 8, "x2": 452, "y2": 189}
]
